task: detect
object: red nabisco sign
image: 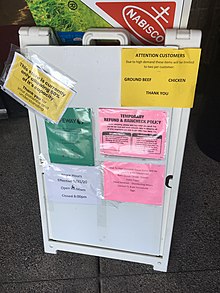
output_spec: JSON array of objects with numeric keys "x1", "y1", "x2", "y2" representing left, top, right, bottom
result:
[{"x1": 96, "y1": 2, "x2": 176, "y2": 45}]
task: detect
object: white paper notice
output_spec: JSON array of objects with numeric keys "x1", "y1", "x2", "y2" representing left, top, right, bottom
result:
[{"x1": 44, "y1": 164, "x2": 102, "y2": 204}]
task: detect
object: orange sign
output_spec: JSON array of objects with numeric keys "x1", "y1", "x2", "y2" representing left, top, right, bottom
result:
[{"x1": 96, "y1": 1, "x2": 176, "y2": 45}]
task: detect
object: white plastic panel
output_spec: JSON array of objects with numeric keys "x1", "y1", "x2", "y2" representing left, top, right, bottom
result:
[
  {"x1": 46, "y1": 201, "x2": 163, "y2": 255},
  {"x1": 26, "y1": 45, "x2": 175, "y2": 256},
  {"x1": 23, "y1": 31, "x2": 202, "y2": 272},
  {"x1": 20, "y1": 24, "x2": 202, "y2": 272}
]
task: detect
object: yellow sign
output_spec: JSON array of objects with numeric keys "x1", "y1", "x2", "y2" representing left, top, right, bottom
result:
[
  {"x1": 121, "y1": 48, "x2": 201, "y2": 108},
  {"x1": 3, "y1": 52, "x2": 75, "y2": 123}
]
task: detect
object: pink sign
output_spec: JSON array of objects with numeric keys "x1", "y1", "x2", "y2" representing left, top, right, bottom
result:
[
  {"x1": 99, "y1": 108, "x2": 167, "y2": 159},
  {"x1": 103, "y1": 161, "x2": 165, "y2": 205}
]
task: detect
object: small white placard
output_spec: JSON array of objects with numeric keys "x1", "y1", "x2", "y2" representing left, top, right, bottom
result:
[{"x1": 44, "y1": 164, "x2": 102, "y2": 204}]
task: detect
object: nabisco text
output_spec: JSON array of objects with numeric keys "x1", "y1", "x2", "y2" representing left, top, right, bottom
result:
[{"x1": 123, "y1": 6, "x2": 166, "y2": 45}]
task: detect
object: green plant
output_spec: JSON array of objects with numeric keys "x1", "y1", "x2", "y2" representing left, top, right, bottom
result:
[{"x1": 26, "y1": 0, "x2": 110, "y2": 31}]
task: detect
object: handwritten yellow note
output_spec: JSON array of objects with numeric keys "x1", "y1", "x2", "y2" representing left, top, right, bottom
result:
[
  {"x1": 121, "y1": 48, "x2": 201, "y2": 108},
  {"x1": 3, "y1": 52, "x2": 75, "y2": 123}
]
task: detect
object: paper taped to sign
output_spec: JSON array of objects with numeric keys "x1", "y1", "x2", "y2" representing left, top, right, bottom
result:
[
  {"x1": 103, "y1": 161, "x2": 165, "y2": 205},
  {"x1": 2, "y1": 52, "x2": 76, "y2": 123},
  {"x1": 82, "y1": 0, "x2": 184, "y2": 45},
  {"x1": 44, "y1": 164, "x2": 102, "y2": 204},
  {"x1": 45, "y1": 108, "x2": 94, "y2": 166},
  {"x1": 99, "y1": 108, "x2": 167, "y2": 159},
  {"x1": 121, "y1": 48, "x2": 201, "y2": 108}
]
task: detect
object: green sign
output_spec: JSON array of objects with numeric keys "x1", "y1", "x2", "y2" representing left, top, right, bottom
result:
[{"x1": 45, "y1": 108, "x2": 94, "y2": 166}]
